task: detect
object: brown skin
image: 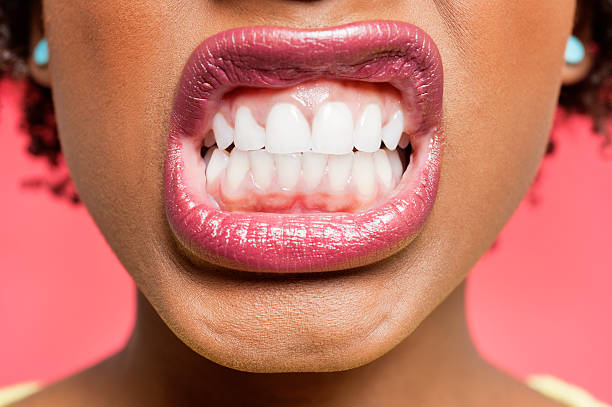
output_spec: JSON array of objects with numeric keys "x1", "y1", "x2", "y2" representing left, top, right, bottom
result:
[{"x1": 17, "y1": 0, "x2": 589, "y2": 405}]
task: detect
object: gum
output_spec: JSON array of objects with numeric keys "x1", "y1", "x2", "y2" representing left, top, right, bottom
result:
[{"x1": 213, "y1": 79, "x2": 416, "y2": 131}]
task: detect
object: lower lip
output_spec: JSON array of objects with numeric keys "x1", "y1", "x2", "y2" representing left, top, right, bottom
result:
[{"x1": 164, "y1": 21, "x2": 444, "y2": 273}]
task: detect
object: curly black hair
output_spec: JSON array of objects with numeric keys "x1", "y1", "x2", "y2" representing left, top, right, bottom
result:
[{"x1": 1, "y1": 0, "x2": 611, "y2": 202}]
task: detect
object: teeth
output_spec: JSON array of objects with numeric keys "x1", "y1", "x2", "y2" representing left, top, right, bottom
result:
[
  {"x1": 248, "y1": 150, "x2": 275, "y2": 190},
  {"x1": 352, "y1": 152, "x2": 376, "y2": 199},
  {"x1": 354, "y1": 104, "x2": 382, "y2": 152},
  {"x1": 266, "y1": 103, "x2": 310, "y2": 154},
  {"x1": 312, "y1": 102, "x2": 354, "y2": 155},
  {"x1": 373, "y1": 149, "x2": 393, "y2": 190},
  {"x1": 275, "y1": 153, "x2": 301, "y2": 190},
  {"x1": 382, "y1": 110, "x2": 404, "y2": 150},
  {"x1": 207, "y1": 102, "x2": 411, "y2": 202},
  {"x1": 327, "y1": 153, "x2": 354, "y2": 193},
  {"x1": 386, "y1": 149, "x2": 404, "y2": 181},
  {"x1": 205, "y1": 148, "x2": 230, "y2": 184},
  {"x1": 302, "y1": 152, "x2": 327, "y2": 190},
  {"x1": 226, "y1": 149, "x2": 250, "y2": 193},
  {"x1": 212, "y1": 113, "x2": 234, "y2": 150},
  {"x1": 234, "y1": 107, "x2": 265, "y2": 151}
]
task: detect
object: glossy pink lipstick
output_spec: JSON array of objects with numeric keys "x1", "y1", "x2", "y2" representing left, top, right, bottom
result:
[{"x1": 164, "y1": 21, "x2": 444, "y2": 273}]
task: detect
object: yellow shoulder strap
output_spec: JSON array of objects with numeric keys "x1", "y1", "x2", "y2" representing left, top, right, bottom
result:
[
  {"x1": 527, "y1": 375, "x2": 609, "y2": 407},
  {"x1": 0, "y1": 382, "x2": 40, "y2": 406}
]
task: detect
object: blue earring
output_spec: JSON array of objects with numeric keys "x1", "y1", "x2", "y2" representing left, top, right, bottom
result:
[
  {"x1": 33, "y1": 38, "x2": 49, "y2": 66},
  {"x1": 565, "y1": 35, "x2": 585, "y2": 65}
]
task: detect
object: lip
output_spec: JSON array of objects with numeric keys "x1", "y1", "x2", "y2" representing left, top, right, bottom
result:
[{"x1": 164, "y1": 20, "x2": 444, "y2": 273}]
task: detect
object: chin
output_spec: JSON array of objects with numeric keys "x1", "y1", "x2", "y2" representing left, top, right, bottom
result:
[{"x1": 152, "y1": 252, "x2": 437, "y2": 373}]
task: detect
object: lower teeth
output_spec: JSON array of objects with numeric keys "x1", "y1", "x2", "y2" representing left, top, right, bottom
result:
[{"x1": 199, "y1": 144, "x2": 412, "y2": 213}]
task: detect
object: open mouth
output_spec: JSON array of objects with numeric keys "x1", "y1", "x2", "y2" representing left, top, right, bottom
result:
[
  {"x1": 165, "y1": 21, "x2": 444, "y2": 273},
  {"x1": 199, "y1": 80, "x2": 414, "y2": 213}
]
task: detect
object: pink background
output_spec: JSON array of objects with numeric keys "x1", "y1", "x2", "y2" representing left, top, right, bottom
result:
[{"x1": 1, "y1": 79, "x2": 610, "y2": 403}]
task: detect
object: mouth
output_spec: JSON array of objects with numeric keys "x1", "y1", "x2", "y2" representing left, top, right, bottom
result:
[{"x1": 164, "y1": 20, "x2": 444, "y2": 273}]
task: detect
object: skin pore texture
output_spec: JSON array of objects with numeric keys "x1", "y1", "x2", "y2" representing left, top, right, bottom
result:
[{"x1": 17, "y1": 0, "x2": 582, "y2": 405}]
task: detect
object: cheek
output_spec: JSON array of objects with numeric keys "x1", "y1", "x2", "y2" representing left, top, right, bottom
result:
[
  {"x1": 430, "y1": 0, "x2": 575, "y2": 264},
  {"x1": 43, "y1": 1, "x2": 198, "y2": 272}
]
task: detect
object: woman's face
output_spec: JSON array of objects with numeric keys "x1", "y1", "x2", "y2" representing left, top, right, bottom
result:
[{"x1": 42, "y1": 0, "x2": 575, "y2": 372}]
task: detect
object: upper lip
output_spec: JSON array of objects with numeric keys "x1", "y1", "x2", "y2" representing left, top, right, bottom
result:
[{"x1": 164, "y1": 20, "x2": 444, "y2": 273}]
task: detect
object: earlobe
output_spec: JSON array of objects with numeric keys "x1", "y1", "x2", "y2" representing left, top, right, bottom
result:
[
  {"x1": 561, "y1": 34, "x2": 596, "y2": 86},
  {"x1": 33, "y1": 38, "x2": 49, "y2": 67},
  {"x1": 28, "y1": 0, "x2": 52, "y2": 88},
  {"x1": 29, "y1": 35, "x2": 52, "y2": 87}
]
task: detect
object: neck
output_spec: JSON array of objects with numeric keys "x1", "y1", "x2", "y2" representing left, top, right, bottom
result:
[{"x1": 115, "y1": 281, "x2": 487, "y2": 406}]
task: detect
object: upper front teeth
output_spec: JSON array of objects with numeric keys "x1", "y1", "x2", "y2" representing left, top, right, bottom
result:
[
  {"x1": 381, "y1": 110, "x2": 404, "y2": 150},
  {"x1": 354, "y1": 104, "x2": 382, "y2": 153},
  {"x1": 266, "y1": 103, "x2": 311, "y2": 153},
  {"x1": 311, "y1": 102, "x2": 354, "y2": 154},
  {"x1": 212, "y1": 113, "x2": 234, "y2": 150},
  {"x1": 210, "y1": 102, "x2": 407, "y2": 154},
  {"x1": 234, "y1": 106, "x2": 265, "y2": 151}
]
